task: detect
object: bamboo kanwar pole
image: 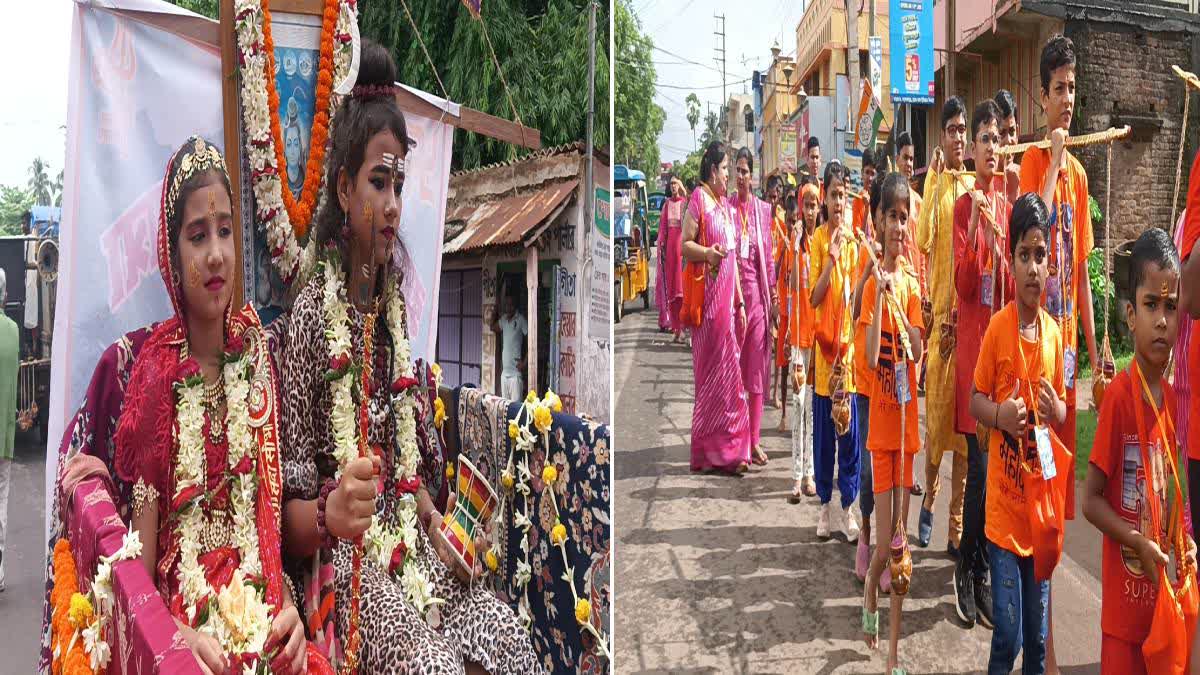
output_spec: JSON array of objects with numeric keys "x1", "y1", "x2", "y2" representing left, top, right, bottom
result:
[
  {"x1": 1173, "y1": 64, "x2": 1200, "y2": 91},
  {"x1": 995, "y1": 125, "x2": 1131, "y2": 156}
]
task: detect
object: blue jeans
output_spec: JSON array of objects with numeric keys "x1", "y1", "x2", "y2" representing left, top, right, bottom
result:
[
  {"x1": 988, "y1": 540, "x2": 1049, "y2": 675},
  {"x1": 812, "y1": 394, "x2": 859, "y2": 508},
  {"x1": 855, "y1": 393, "x2": 873, "y2": 522}
]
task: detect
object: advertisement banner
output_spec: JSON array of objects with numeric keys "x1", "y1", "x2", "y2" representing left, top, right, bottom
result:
[
  {"x1": 869, "y1": 35, "x2": 883, "y2": 100},
  {"x1": 780, "y1": 124, "x2": 797, "y2": 173},
  {"x1": 889, "y1": 0, "x2": 935, "y2": 105},
  {"x1": 589, "y1": 187, "x2": 610, "y2": 342}
]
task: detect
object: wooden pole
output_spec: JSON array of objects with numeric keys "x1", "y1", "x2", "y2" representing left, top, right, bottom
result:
[{"x1": 219, "y1": 0, "x2": 245, "y2": 307}]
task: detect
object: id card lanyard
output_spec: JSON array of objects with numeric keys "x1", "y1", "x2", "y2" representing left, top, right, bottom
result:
[
  {"x1": 1014, "y1": 310, "x2": 1056, "y2": 479},
  {"x1": 1131, "y1": 360, "x2": 1182, "y2": 553}
]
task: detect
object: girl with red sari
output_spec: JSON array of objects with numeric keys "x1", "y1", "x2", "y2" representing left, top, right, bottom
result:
[
  {"x1": 656, "y1": 175, "x2": 687, "y2": 341},
  {"x1": 114, "y1": 137, "x2": 326, "y2": 674}
]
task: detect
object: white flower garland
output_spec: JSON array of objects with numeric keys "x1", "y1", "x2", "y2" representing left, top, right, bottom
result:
[
  {"x1": 73, "y1": 531, "x2": 143, "y2": 671},
  {"x1": 173, "y1": 349, "x2": 272, "y2": 664},
  {"x1": 233, "y1": 0, "x2": 356, "y2": 283},
  {"x1": 320, "y1": 260, "x2": 439, "y2": 617},
  {"x1": 504, "y1": 393, "x2": 611, "y2": 661}
]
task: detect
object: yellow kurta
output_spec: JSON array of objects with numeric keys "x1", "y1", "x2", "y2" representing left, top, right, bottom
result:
[
  {"x1": 809, "y1": 222, "x2": 860, "y2": 398},
  {"x1": 917, "y1": 169, "x2": 968, "y2": 461}
]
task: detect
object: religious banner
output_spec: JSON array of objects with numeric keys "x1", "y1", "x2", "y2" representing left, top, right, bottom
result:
[
  {"x1": 589, "y1": 187, "x2": 611, "y2": 342},
  {"x1": 49, "y1": 1, "x2": 223, "y2": 525},
  {"x1": 779, "y1": 123, "x2": 797, "y2": 173}
]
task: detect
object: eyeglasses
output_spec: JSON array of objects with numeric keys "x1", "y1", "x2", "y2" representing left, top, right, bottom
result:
[
  {"x1": 976, "y1": 132, "x2": 999, "y2": 146},
  {"x1": 945, "y1": 124, "x2": 968, "y2": 137}
]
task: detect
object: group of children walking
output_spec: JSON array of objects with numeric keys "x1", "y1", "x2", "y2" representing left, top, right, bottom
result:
[{"x1": 765, "y1": 33, "x2": 1199, "y2": 675}]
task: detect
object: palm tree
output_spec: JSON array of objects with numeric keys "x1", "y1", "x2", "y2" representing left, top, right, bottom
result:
[
  {"x1": 53, "y1": 170, "x2": 63, "y2": 207},
  {"x1": 28, "y1": 157, "x2": 51, "y2": 206},
  {"x1": 686, "y1": 93, "x2": 700, "y2": 150}
]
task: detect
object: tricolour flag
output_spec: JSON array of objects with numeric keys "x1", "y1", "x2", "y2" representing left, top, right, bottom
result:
[{"x1": 853, "y1": 78, "x2": 885, "y2": 153}]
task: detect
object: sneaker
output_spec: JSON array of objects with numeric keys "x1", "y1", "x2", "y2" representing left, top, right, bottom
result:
[
  {"x1": 917, "y1": 507, "x2": 933, "y2": 548},
  {"x1": 817, "y1": 502, "x2": 831, "y2": 539},
  {"x1": 844, "y1": 505, "x2": 861, "y2": 541},
  {"x1": 953, "y1": 561, "x2": 977, "y2": 627},
  {"x1": 855, "y1": 534, "x2": 870, "y2": 581},
  {"x1": 974, "y1": 575, "x2": 994, "y2": 629}
]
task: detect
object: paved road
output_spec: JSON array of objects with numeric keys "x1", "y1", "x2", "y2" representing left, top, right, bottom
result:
[
  {"x1": 613, "y1": 298, "x2": 1104, "y2": 674},
  {"x1": 0, "y1": 431, "x2": 49, "y2": 674}
]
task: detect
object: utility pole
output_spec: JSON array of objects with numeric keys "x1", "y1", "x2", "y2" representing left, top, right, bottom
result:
[
  {"x1": 846, "y1": 0, "x2": 860, "y2": 153},
  {"x1": 585, "y1": 0, "x2": 595, "y2": 247},
  {"x1": 714, "y1": 14, "x2": 726, "y2": 128}
]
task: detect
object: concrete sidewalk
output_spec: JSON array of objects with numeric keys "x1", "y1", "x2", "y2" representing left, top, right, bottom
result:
[{"x1": 614, "y1": 304, "x2": 1103, "y2": 674}]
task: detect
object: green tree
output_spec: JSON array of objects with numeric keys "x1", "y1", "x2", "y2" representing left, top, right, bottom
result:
[
  {"x1": 685, "y1": 93, "x2": 700, "y2": 151},
  {"x1": 53, "y1": 170, "x2": 63, "y2": 208},
  {"x1": 698, "y1": 110, "x2": 719, "y2": 148},
  {"x1": 614, "y1": 0, "x2": 663, "y2": 174},
  {"x1": 361, "y1": 0, "x2": 609, "y2": 171},
  {"x1": 28, "y1": 158, "x2": 51, "y2": 207},
  {"x1": 0, "y1": 185, "x2": 33, "y2": 235},
  {"x1": 163, "y1": 0, "x2": 217, "y2": 19}
]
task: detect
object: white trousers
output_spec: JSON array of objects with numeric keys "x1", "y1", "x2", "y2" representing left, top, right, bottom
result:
[
  {"x1": 501, "y1": 372, "x2": 524, "y2": 402},
  {"x1": 790, "y1": 348, "x2": 815, "y2": 481},
  {"x1": 0, "y1": 457, "x2": 10, "y2": 566}
]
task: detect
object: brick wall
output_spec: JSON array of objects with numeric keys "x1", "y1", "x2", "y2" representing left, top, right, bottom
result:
[{"x1": 1066, "y1": 20, "x2": 1200, "y2": 246}]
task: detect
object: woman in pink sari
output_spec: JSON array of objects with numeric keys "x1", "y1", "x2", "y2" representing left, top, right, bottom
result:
[
  {"x1": 729, "y1": 147, "x2": 775, "y2": 465},
  {"x1": 657, "y1": 175, "x2": 687, "y2": 341},
  {"x1": 682, "y1": 141, "x2": 752, "y2": 474}
]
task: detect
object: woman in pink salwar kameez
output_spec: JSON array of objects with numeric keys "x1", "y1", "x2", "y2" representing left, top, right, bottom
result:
[
  {"x1": 682, "y1": 141, "x2": 752, "y2": 474},
  {"x1": 728, "y1": 147, "x2": 775, "y2": 465},
  {"x1": 656, "y1": 175, "x2": 687, "y2": 341}
]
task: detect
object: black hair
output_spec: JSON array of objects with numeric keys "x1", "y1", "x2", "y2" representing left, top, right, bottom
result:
[
  {"x1": 1008, "y1": 192, "x2": 1051, "y2": 258},
  {"x1": 895, "y1": 131, "x2": 913, "y2": 150},
  {"x1": 735, "y1": 146, "x2": 754, "y2": 174},
  {"x1": 799, "y1": 174, "x2": 819, "y2": 188},
  {"x1": 862, "y1": 148, "x2": 877, "y2": 172},
  {"x1": 784, "y1": 192, "x2": 798, "y2": 216},
  {"x1": 700, "y1": 141, "x2": 727, "y2": 185},
  {"x1": 165, "y1": 137, "x2": 233, "y2": 275},
  {"x1": 941, "y1": 96, "x2": 966, "y2": 129},
  {"x1": 971, "y1": 100, "x2": 1002, "y2": 139},
  {"x1": 1127, "y1": 227, "x2": 1181, "y2": 301},
  {"x1": 871, "y1": 172, "x2": 909, "y2": 237},
  {"x1": 807, "y1": 136, "x2": 820, "y2": 151},
  {"x1": 994, "y1": 89, "x2": 1017, "y2": 120},
  {"x1": 1040, "y1": 35, "x2": 1076, "y2": 95},
  {"x1": 766, "y1": 174, "x2": 783, "y2": 193},
  {"x1": 820, "y1": 160, "x2": 848, "y2": 223},
  {"x1": 315, "y1": 38, "x2": 411, "y2": 257}
]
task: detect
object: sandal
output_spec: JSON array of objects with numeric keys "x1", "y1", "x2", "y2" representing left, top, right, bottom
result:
[
  {"x1": 789, "y1": 482, "x2": 802, "y2": 504},
  {"x1": 752, "y1": 446, "x2": 769, "y2": 466},
  {"x1": 862, "y1": 606, "x2": 879, "y2": 636}
]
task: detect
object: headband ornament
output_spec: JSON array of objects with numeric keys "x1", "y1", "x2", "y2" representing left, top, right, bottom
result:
[
  {"x1": 351, "y1": 84, "x2": 401, "y2": 100},
  {"x1": 166, "y1": 137, "x2": 228, "y2": 226}
]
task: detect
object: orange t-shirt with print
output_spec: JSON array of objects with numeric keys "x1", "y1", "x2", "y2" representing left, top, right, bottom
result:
[
  {"x1": 861, "y1": 271, "x2": 925, "y2": 453},
  {"x1": 1019, "y1": 147, "x2": 1093, "y2": 405},
  {"x1": 975, "y1": 302, "x2": 1067, "y2": 557},
  {"x1": 1089, "y1": 368, "x2": 1177, "y2": 644},
  {"x1": 786, "y1": 227, "x2": 815, "y2": 351}
]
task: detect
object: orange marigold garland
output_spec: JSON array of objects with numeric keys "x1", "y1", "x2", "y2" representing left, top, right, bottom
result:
[
  {"x1": 262, "y1": 0, "x2": 336, "y2": 239},
  {"x1": 234, "y1": 0, "x2": 356, "y2": 282},
  {"x1": 50, "y1": 538, "x2": 95, "y2": 675}
]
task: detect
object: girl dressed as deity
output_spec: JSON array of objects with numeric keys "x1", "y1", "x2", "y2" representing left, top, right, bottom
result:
[
  {"x1": 114, "y1": 137, "x2": 328, "y2": 674},
  {"x1": 277, "y1": 40, "x2": 542, "y2": 674}
]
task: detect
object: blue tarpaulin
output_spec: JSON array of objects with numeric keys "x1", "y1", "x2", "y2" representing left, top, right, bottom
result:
[{"x1": 28, "y1": 205, "x2": 60, "y2": 237}]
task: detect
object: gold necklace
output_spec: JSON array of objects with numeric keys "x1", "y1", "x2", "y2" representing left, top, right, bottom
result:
[{"x1": 202, "y1": 376, "x2": 227, "y2": 444}]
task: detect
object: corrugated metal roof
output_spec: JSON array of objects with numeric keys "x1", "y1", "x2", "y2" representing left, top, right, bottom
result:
[{"x1": 443, "y1": 179, "x2": 579, "y2": 255}]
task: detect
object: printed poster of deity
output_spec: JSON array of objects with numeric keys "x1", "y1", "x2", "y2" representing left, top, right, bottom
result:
[{"x1": 273, "y1": 45, "x2": 317, "y2": 200}]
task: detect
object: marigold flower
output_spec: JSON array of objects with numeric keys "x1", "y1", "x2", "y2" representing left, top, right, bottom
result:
[
  {"x1": 544, "y1": 389, "x2": 563, "y2": 412},
  {"x1": 445, "y1": 464, "x2": 455, "y2": 480},
  {"x1": 533, "y1": 405, "x2": 553, "y2": 434},
  {"x1": 575, "y1": 598, "x2": 591, "y2": 624},
  {"x1": 485, "y1": 549, "x2": 499, "y2": 572},
  {"x1": 551, "y1": 522, "x2": 567, "y2": 546},
  {"x1": 433, "y1": 398, "x2": 446, "y2": 428},
  {"x1": 541, "y1": 464, "x2": 558, "y2": 484},
  {"x1": 525, "y1": 390, "x2": 538, "y2": 405},
  {"x1": 508, "y1": 420, "x2": 520, "y2": 440},
  {"x1": 68, "y1": 593, "x2": 93, "y2": 629},
  {"x1": 501, "y1": 470, "x2": 515, "y2": 491}
]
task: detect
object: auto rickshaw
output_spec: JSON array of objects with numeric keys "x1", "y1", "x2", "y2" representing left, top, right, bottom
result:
[{"x1": 613, "y1": 164, "x2": 650, "y2": 322}]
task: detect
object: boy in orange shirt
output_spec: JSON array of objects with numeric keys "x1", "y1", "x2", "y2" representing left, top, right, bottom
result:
[
  {"x1": 1017, "y1": 35, "x2": 1100, "y2": 671},
  {"x1": 859, "y1": 173, "x2": 924, "y2": 675},
  {"x1": 1083, "y1": 227, "x2": 1194, "y2": 674},
  {"x1": 971, "y1": 193, "x2": 1068, "y2": 675},
  {"x1": 809, "y1": 161, "x2": 863, "y2": 539},
  {"x1": 789, "y1": 180, "x2": 820, "y2": 501},
  {"x1": 851, "y1": 148, "x2": 877, "y2": 237}
]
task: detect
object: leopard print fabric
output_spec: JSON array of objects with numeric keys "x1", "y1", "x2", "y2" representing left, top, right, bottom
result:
[{"x1": 281, "y1": 274, "x2": 543, "y2": 675}]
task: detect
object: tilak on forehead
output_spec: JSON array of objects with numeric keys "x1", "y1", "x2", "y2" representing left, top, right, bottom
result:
[{"x1": 381, "y1": 152, "x2": 405, "y2": 183}]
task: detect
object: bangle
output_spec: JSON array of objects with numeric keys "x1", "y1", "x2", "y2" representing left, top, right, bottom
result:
[{"x1": 316, "y1": 478, "x2": 338, "y2": 549}]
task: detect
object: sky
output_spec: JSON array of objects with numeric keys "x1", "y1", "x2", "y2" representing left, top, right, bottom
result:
[
  {"x1": 629, "y1": 0, "x2": 812, "y2": 167},
  {"x1": 0, "y1": 2, "x2": 72, "y2": 189}
]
